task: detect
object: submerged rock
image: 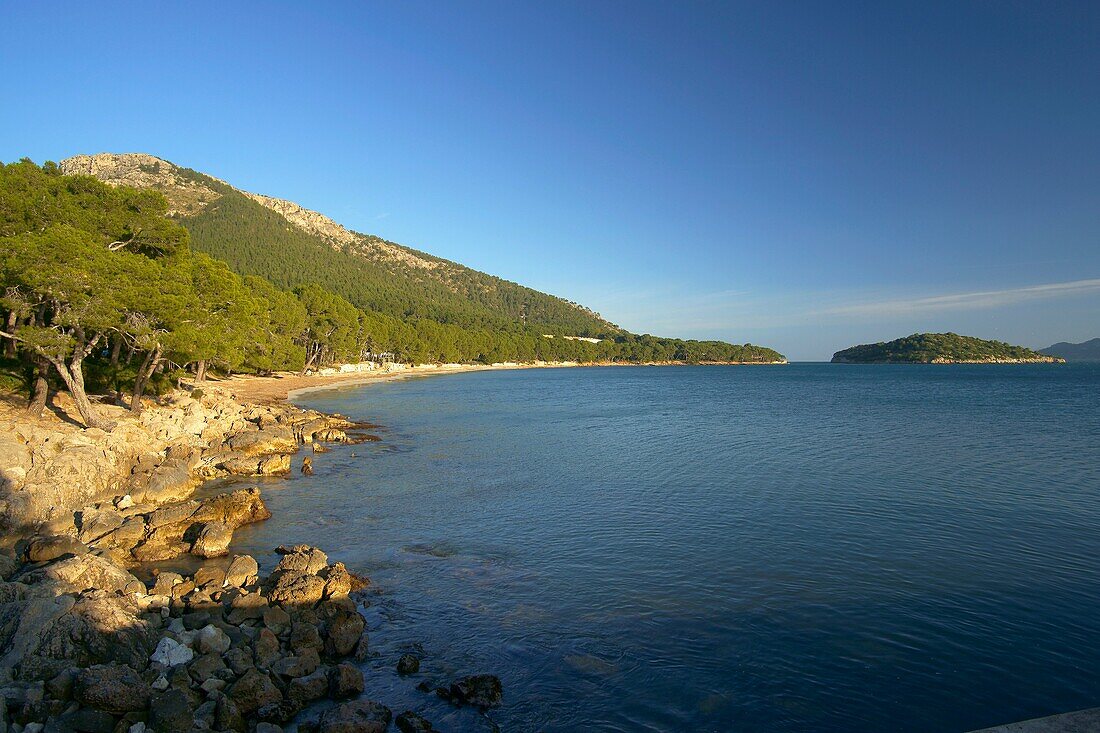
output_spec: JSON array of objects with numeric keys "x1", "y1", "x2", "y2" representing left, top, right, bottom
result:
[
  {"x1": 395, "y1": 710, "x2": 436, "y2": 733},
  {"x1": 446, "y1": 674, "x2": 502, "y2": 708},
  {"x1": 396, "y1": 654, "x2": 420, "y2": 675}
]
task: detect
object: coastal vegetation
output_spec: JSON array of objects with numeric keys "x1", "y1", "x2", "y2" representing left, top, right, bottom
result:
[
  {"x1": 0, "y1": 157, "x2": 784, "y2": 428},
  {"x1": 831, "y1": 333, "x2": 1064, "y2": 364}
]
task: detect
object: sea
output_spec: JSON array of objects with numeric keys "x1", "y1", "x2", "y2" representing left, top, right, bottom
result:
[{"x1": 227, "y1": 363, "x2": 1100, "y2": 732}]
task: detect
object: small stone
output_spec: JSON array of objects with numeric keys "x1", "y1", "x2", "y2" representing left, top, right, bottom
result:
[
  {"x1": 152, "y1": 675, "x2": 169, "y2": 691},
  {"x1": 396, "y1": 654, "x2": 420, "y2": 675},
  {"x1": 274, "y1": 545, "x2": 328, "y2": 575},
  {"x1": 188, "y1": 653, "x2": 229, "y2": 683},
  {"x1": 115, "y1": 494, "x2": 134, "y2": 509},
  {"x1": 289, "y1": 622, "x2": 322, "y2": 655}
]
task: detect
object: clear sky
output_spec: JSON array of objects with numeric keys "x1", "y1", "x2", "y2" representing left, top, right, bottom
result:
[{"x1": 2, "y1": 1, "x2": 1097, "y2": 360}]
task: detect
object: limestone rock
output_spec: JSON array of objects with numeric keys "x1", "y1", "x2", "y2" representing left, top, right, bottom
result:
[
  {"x1": 269, "y1": 571, "x2": 326, "y2": 608},
  {"x1": 150, "y1": 637, "x2": 193, "y2": 667},
  {"x1": 223, "y1": 555, "x2": 259, "y2": 587},
  {"x1": 226, "y1": 427, "x2": 297, "y2": 457},
  {"x1": 274, "y1": 545, "x2": 328, "y2": 575},
  {"x1": 190, "y1": 521, "x2": 232, "y2": 558},
  {"x1": 24, "y1": 536, "x2": 87, "y2": 563}
]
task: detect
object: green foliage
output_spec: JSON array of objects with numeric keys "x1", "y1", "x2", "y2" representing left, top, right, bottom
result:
[{"x1": 831, "y1": 333, "x2": 1056, "y2": 363}]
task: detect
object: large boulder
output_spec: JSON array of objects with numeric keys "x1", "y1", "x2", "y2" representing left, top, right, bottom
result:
[
  {"x1": 20, "y1": 553, "x2": 140, "y2": 595},
  {"x1": 28, "y1": 594, "x2": 157, "y2": 671},
  {"x1": 318, "y1": 699, "x2": 392, "y2": 733}
]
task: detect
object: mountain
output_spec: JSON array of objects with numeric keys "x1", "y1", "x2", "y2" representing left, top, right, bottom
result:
[
  {"x1": 1040, "y1": 338, "x2": 1100, "y2": 362},
  {"x1": 831, "y1": 333, "x2": 1064, "y2": 364},
  {"x1": 58, "y1": 153, "x2": 784, "y2": 365},
  {"x1": 60, "y1": 153, "x2": 615, "y2": 337}
]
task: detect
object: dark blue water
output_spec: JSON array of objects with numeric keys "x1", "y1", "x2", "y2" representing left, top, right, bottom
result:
[{"x1": 230, "y1": 364, "x2": 1100, "y2": 732}]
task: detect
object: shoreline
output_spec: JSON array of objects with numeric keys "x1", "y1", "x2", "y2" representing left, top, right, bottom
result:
[{"x1": 222, "y1": 358, "x2": 789, "y2": 404}]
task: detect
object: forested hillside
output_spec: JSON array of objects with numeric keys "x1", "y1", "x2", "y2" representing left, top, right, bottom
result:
[
  {"x1": 0, "y1": 156, "x2": 784, "y2": 428},
  {"x1": 831, "y1": 333, "x2": 1063, "y2": 364},
  {"x1": 62, "y1": 153, "x2": 617, "y2": 336}
]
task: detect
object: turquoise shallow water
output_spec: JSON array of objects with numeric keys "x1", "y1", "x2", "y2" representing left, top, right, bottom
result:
[{"x1": 230, "y1": 363, "x2": 1100, "y2": 732}]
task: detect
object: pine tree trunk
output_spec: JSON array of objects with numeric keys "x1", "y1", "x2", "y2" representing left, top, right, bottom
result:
[
  {"x1": 195, "y1": 359, "x2": 207, "y2": 382},
  {"x1": 109, "y1": 336, "x2": 122, "y2": 368},
  {"x1": 2, "y1": 311, "x2": 16, "y2": 358},
  {"x1": 130, "y1": 346, "x2": 162, "y2": 414},
  {"x1": 27, "y1": 358, "x2": 49, "y2": 416},
  {"x1": 46, "y1": 334, "x2": 114, "y2": 431}
]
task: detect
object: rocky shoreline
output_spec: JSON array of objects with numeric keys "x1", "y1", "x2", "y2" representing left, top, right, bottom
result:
[{"x1": 0, "y1": 387, "x2": 500, "y2": 732}]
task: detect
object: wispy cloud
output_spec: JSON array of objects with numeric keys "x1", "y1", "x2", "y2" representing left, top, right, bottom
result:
[
  {"x1": 373, "y1": 212, "x2": 391, "y2": 221},
  {"x1": 815, "y1": 278, "x2": 1100, "y2": 318}
]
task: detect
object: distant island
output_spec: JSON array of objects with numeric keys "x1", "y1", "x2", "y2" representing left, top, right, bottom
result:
[
  {"x1": 831, "y1": 333, "x2": 1065, "y2": 364},
  {"x1": 1040, "y1": 338, "x2": 1100, "y2": 362}
]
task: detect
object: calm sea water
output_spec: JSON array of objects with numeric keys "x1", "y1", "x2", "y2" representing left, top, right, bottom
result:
[{"x1": 229, "y1": 363, "x2": 1100, "y2": 732}]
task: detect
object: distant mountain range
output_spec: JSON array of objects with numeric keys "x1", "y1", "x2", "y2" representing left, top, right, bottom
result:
[
  {"x1": 832, "y1": 333, "x2": 1064, "y2": 364},
  {"x1": 1040, "y1": 338, "x2": 1100, "y2": 362}
]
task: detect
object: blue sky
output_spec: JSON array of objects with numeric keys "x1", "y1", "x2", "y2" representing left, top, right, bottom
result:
[{"x1": 2, "y1": 1, "x2": 1097, "y2": 360}]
